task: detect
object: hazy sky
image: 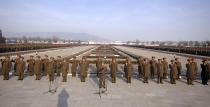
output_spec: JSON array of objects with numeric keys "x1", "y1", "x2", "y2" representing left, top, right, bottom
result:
[{"x1": 0, "y1": 0, "x2": 210, "y2": 41}]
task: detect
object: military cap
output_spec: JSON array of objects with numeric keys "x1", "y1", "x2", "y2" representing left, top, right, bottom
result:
[
  {"x1": 30, "y1": 55, "x2": 34, "y2": 57},
  {"x1": 44, "y1": 55, "x2": 48, "y2": 57},
  {"x1": 152, "y1": 56, "x2": 155, "y2": 58},
  {"x1": 163, "y1": 57, "x2": 166, "y2": 59},
  {"x1": 171, "y1": 60, "x2": 174, "y2": 62},
  {"x1": 175, "y1": 58, "x2": 179, "y2": 60},
  {"x1": 50, "y1": 57, "x2": 54, "y2": 59},
  {"x1": 57, "y1": 56, "x2": 61, "y2": 58},
  {"x1": 36, "y1": 56, "x2": 41, "y2": 58}
]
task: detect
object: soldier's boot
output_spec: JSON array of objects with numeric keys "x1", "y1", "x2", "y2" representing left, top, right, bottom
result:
[
  {"x1": 72, "y1": 72, "x2": 76, "y2": 77},
  {"x1": 128, "y1": 77, "x2": 131, "y2": 83},
  {"x1": 160, "y1": 77, "x2": 163, "y2": 84},
  {"x1": 157, "y1": 77, "x2": 160, "y2": 84}
]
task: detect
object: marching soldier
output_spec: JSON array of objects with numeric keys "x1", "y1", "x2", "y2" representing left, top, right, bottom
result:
[
  {"x1": 71, "y1": 57, "x2": 78, "y2": 77},
  {"x1": 17, "y1": 57, "x2": 26, "y2": 80},
  {"x1": 175, "y1": 58, "x2": 182, "y2": 79},
  {"x1": 162, "y1": 57, "x2": 168, "y2": 79},
  {"x1": 169, "y1": 60, "x2": 178, "y2": 84},
  {"x1": 110, "y1": 57, "x2": 118, "y2": 83},
  {"x1": 126, "y1": 59, "x2": 133, "y2": 83},
  {"x1": 96, "y1": 57, "x2": 103, "y2": 77},
  {"x1": 186, "y1": 59, "x2": 194, "y2": 85},
  {"x1": 34, "y1": 56, "x2": 42, "y2": 80},
  {"x1": 157, "y1": 59, "x2": 164, "y2": 84},
  {"x1": 27, "y1": 55, "x2": 35, "y2": 76},
  {"x1": 80, "y1": 58, "x2": 87, "y2": 82},
  {"x1": 143, "y1": 58, "x2": 150, "y2": 83},
  {"x1": 99, "y1": 65, "x2": 107, "y2": 88},
  {"x1": 2, "y1": 56, "x2": 12, "y2": 80},
  {"x1": 56, "y1": 56, "x2": 62, "y2": 76},
  {"x1": 42, "y1": 55, "x2": 49, "y2": 76},
  {"x1": 201, "y1": 59, "x2": 210, "y2": 85},
  {"x1": 138, "y1": 57, "x2": 143, "y2": 78},
  {"x1": 191, "y1": 58, "x2": 198, "y2": 81},
  {"x1": 61, "y1": 59, "x2": 69, "y2": 82},
  {"x1": 150, "y1": 56, "x2": 157, "y2": 79}
]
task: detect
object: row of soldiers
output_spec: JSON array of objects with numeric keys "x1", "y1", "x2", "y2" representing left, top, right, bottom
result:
[{"x1": 1, "y1": 54, "x2": 210, "y2": 85}]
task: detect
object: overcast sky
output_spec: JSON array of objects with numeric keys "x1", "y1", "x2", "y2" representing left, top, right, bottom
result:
[{"x1": 0, "y1": 0, "x2": 210, "y2": 41}]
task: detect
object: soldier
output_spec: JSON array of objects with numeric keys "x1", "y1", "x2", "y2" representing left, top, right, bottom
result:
[
  {"x1": 16, "y1": 57, "x2": 26, "y2": 80},
  {"x1": 27, "y1": 55, "x2": 35, "y2": 76},
  {"x1": 14, "y1": 54, "x2": 21, "y2": 76},
  {"x1": 34, "y1": 56, "x2": 42, "y2": 80},
  {"x1": 186, "y1": 59, "x2": 194, "y2": 85},
  {"x1": 169, "y1": 60, "x2": 178, "y2": 84},
  {"x1": 42, "y1": 55, "x2": 49, "y2": 76},
  {"x1": 201, "y1": 59, "x2": 210, "y2": 85},
  {"x1": 175, "y1": 58, "x2": 182, "y2": 79},
  {"x1": 61, "y1": 59, "x2": 69, "y2": 82},
  {"x1": 110, "y1": 57, "x2": 118, "y2": 83},
  {"x1": 2, "y1": 56, "x2": 12, "y2": 80},
  {"x1": 84, "y1": 57, "x2": 89, "y2": 78},
  {"x1": 157, "y1": 59, "x2": 164, "y2": 84},
  {"x1": 191, "y1": 58, "x2": 198, "y2": 81},
  {"x1": 47, "y1": 57, "x2": 55, "y2": 82},
  {"x1": 162, "y1": 57, "x2": 168, "y2": 79},
  {"x1": 124, "y1": 57, "x2": 129, "y2": 78},
  {"x1": 71, "y1": 57, "x2": 78, "y2": 77},
  {"x1": 126, "y1": 59, "x2": 133, "y2": 83},
  {"x1": 150, "y1": 56, "x2": 157, "y2": 79},
  {"x1": 47, "y1": 57, "x2": 56, "y2": 92},
  {"x1": 80, "y1": 58, "x2": 87, "y2": 82},
  {"x1": 96, "y1": 57, "x2": 102, "y2": 77},
  {"x1": 56, "y1": 56, "x2": 62, "y2": 76},
  {"x1": 143, "y1": 58, "x2": 150, "y2": 83},
  {"x1": 99, "y1": 65, "x2": 107, "y2": 89},
  {"x1": 138, "y1": 57, "x2": 143, "y2": 78}
]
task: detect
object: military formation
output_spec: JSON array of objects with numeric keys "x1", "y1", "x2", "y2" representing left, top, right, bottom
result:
[{"x1": 0, "y1": 54, "x2": 210, "y2": 86}]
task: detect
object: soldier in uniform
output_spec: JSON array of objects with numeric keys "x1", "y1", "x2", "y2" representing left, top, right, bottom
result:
[
  {"x1": 27, "y1": 55, "x2": 35, "y2": 76},
  {"x1": 150, "y1": 56, "x2": 157, "y2": 79},
  {"x1": 201, "y1": 59, "x2": 210, "y2": 85},
  {"x1": 47, "y1": 57, "x2": 56, "y2": 92},
  {"x1": 110, "y1": 57, "x2": 118, "y2": 83},
  {"x1": 99, "y1": 65, "x2": 107, "y2": 88},
  {"x1": 162, "y1": 57, "x2": 168, "y2": 79},
  {"x1": 169, "y1": 60, "x2": 178, "y2": 84},
  {"x1": 143, "y1": 58, "x2": 150, "y2": 83},
  {"x1": 80, "y1": 58, "x2": 87, "y2": 82},
  {"x1": 186, "y1": 59, "x2": 194, "y2": 85},
  {"x1": 191, "y1": 58, "x2": 198, "y2": 81},
  {"x1": 96, "y1": 57, "x2": 102, "y2": 77},
  {"x1": 126, "y1": 59, "x2": 133, "y2": 83},
  {"x1": 71, "y1": 57, "x2": 78, "y2": 77},
  {"x1": 84, "y1": 57, "x2": 89, "y2": 78},
  {"x1": 42, "y1": 55, "x2": 49, "y2": 76},
  {"x1": 138, "y1": 57, "x2": 143, "y2": 78},
  {"x1": 124, "y1": 57, "x2": 129, "y2": 78},
  {"x1": 47, "y1": 57, "x2": 55, "y2": 82},
  {"x1": 17, "y1": 57, "x2": 26, "y2": 80},
  {"x1": 157, "y1": 59, "x2": 164, "y2": 84},
  {"x1": 175, "y1": 58, "x2": 182, "y2": 79},
  {"x1": 34, "y1": 56, "x2": 42, "y2": 80},
  {"x1": 56, "y1": 56, "x2": 62, "y2": 76},
  {"x1": 2, "y1": 56, "x2": 12, "y2": 80},
  {"x1": 14, "y1": 54, "x2": 21, "y2": 76},
  {"x1": 61, "y1": 59, "x2": 69, "y2": 82}
]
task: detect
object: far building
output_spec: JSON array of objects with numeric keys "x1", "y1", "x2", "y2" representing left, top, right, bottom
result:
[{"x1": 0, "y1": 29, "x2": 6, "y2": 43}]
